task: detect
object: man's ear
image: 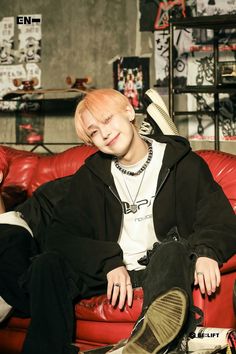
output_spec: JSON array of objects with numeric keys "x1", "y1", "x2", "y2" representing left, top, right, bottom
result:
[{"x1": 126, "y1": 105, "x2": 135, "y2": 122}]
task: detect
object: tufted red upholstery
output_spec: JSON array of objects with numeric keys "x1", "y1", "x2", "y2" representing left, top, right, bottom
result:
[
  {"x1": 0, "y1": 145, "x2": 235, "y2": 353},
  {"x1": 196, "y1": 150, "x2": 236, "y2": 213}
]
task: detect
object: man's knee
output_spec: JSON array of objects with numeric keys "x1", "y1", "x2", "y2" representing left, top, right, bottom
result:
[
  {"x1": 147, "y1": 239, "x2": 193, "y2": 271},
  {"x1": 30, "y1": 251, "x2": 63, "y2": 272},
  {"x1": 155, "y1": 238, "x2": 190, "y2": 256},
  {"x1": 0, "y1": 227, "x2": 32, "y2": 250}
]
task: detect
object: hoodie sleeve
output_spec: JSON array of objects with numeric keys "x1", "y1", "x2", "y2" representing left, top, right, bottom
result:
[
  {"x1": 0, "y1": 211, "x2": 33, "y2": 237},
  {"x1": 187, "y1": 156, "x2": 236, "y2": 265},
  {"x1": 46, "y1": 167, "x2": 124, "y2": 285},
  {"x1": 15, "y1": 176, "x2": 72, "y2": 251}
]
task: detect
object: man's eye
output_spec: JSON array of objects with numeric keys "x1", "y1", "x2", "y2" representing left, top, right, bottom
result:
[
  {"x1": 90, "y1": 130, "x2": 98, "y2": 137},
  {"x1": 105, "y1": 116, "x2": 112, "y2": 124}
]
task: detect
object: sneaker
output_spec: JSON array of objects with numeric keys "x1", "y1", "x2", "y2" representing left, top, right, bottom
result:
[
  {"x1": 0, "y1": 296, "x2": 12, "y2": 322},
  {"x1": 144, "y1": 89, "x2": 170, "y2": 117},
  {"x1": 139, "y1": 89, "x2": 179, "y2": 136},
  {"x1": 146, "y1": 103, "x2": 179, "y2": 136},
  {"x1": 122, "y1": 288, "x2": 188, "y2": 354}
]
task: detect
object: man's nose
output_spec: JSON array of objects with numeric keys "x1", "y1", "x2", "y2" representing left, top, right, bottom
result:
[{"x1": 100, "y1": 126, "x2": 111, "y2": 140}]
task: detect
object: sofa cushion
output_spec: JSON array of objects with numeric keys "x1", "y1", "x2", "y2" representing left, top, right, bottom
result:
[{"x1": 197, "y1": 150, "x2": 236, "y2": 212}]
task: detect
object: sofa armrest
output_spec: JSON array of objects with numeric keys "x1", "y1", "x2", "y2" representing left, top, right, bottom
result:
[
  {"x1": 76, "y1": 287, "x2": 143, "y2": 323},
  {"x1": 0, "y1": 147, "x2": 8, "y2": 182},
  {"x1": 193, "y1": 254, "x2": 236, "y2": 328},
  {"x1": 220, "y1": 254, "x2": 236, "y2": 274}
]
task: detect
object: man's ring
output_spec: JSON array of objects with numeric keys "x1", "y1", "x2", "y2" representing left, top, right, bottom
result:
[
  {"x1": 197, "y1": 272, "x2": 204, "y2": 276},
  {"x1": 126, "y1": 283, "x2": 132, "y2": 286},
  {"x1": 114, "y1": 283, "x2": 121, "y2": 287}
]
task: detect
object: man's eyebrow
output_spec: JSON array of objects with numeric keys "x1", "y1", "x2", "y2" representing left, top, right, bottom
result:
[{"x1": 87, "y1": 124, "x2": 97, "y2": 131}]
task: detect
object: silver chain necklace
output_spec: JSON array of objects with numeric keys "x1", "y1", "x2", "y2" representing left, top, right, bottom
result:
[
  {"x1": 122, "y1": 169, "x2": 146, "y2": 213},
  {"x1": 114, "y1": 139, "x2": 153, "y2": 176}
]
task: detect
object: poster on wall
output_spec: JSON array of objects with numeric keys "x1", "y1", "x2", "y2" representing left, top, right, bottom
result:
[
  {"x1": 187, "y1": 52, "x2": 214, "y2": 86},
  {"x1": 197, "y1": 0, "x2": 236, "y2": 16},
  {"x1": 186, "y1": 25, "x2": 236, "y2": 141},
  {"x1": 0, "y1": 17, "x2": 15, "y2": 65},
  {"x1": 0, "y1": 14, "x2": 44, "y2": 145},
  {"x1": 0, "y1": 63, "x2": 41, "y2": 102},
  {"x1": 25, "y1": 63, "x2": 41, "y2": 86},
  {"x1": 113, "y1": 57, "x2": 150, "y2": 113},
  {"x1": 18, "y1": 14, "x2": 41, "y2": 63},
  {"x1": 154, "y1": 0, "x2": 186, "y2": 30},
  {"x1": 0, "y1": 64, "x2": 26, "y2": 99},
  {"x1": 154, "y1": 27, "x2": 192, "y2": 87},
  {"x1": 139, "y1": 0, "x2": 196, "y2": 31},
  {"x1": 187, "y1": 92, "x2": 236, "y2": 141},
  {"x1": 154, "y1": 30, "x2": 169, "y2": 86},
  {"x1": 187, "y1": 93, "x2": 214, "y2": 140}
]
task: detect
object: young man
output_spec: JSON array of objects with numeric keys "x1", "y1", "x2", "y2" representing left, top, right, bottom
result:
[{"x1": 1, "y1": 89, "x2": 236, "y2": 354}]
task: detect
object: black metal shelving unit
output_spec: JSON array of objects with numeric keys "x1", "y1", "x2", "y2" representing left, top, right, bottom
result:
[
  {"x1": 0, "y1": 94, "x2": 82, "y2": 154},
  {"x1": 169, "y1": 15, "x2": 236, "y2": 151}
]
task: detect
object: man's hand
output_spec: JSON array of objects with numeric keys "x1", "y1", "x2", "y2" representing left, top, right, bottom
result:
[
  {"x1": 194, "y1": 257, "x2": 221, "y2": 296},
  {"x1": 107, "y1": 266, "x2": 133, "y2": 309}
]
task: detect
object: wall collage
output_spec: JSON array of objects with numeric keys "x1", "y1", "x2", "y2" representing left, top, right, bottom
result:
[
  {"x1": 0, "y1": 14, "x2": 43, "y2": 145},
  {"x1": 1, "y1": 2, "x2": 236, "y2": 144},
  {"x1": 148, "y1": 0, "x2": 236, "y2": 142}
]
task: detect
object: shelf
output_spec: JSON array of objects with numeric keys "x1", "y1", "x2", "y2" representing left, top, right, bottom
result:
[
  {"x1": 174, "y1": 86, "x2": 236, "y2": 94},
  {"x1": 174, "y1": 111, "x2": 215, "y2": 116},
  {"x1": 169, "y1": 15, "x2": 236, "y2": 151},
  {"x1": 170, "y1": 15, "x2": 236, "y2": 29},
  {"x1": 0, "y1": 97, "x2": 78, "y2": 115},
  {"x1": 0, "y1": 95, "x2": 81, "y2": 154},
  {"x1": 189, "y1": 44, "x2": 236, "y2": 53}
]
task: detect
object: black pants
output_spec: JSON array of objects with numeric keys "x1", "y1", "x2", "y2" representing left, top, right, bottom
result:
[
  {"x1": 21, "y1": 252, "x2": 84, "y2": 354},
  {"x1": 0, "y1": 226, "x2": 36, "y2": 315},
  {"x1": 1, "y1": 232, "x2": 196, "y2": 354}
]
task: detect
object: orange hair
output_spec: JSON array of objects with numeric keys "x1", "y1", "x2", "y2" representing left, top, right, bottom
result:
[{"x1": 74, "y1": 88, "x2": 131, "y2": 144}]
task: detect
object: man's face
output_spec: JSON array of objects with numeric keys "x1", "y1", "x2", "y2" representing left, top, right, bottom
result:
[{"x1": 82, "y1": 106, "x2": 135, "y2": 158}]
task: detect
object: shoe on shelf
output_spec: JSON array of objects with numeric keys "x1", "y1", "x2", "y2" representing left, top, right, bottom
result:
[
  {"x1": 122, "y1": 288, "x2": 188, "y2": 354},
  {"x1": 139, "y1": 89, "x2": 179, "y2": 136},
  {"x1": 144, "y1": 89, "x2": 170, "y2": 117},
  {"x1": 0, "y1": 296, "x2": 12, "y2": 323},
  {"x1": 146, "y1": 103, "x2": 179, "y2": 136}
]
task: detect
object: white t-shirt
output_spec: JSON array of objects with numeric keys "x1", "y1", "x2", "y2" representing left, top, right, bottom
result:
[{"x1": 111, "y1": 139, "x2": 166, "y2": 270}]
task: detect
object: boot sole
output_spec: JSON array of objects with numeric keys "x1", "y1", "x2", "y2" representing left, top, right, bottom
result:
[{"x1": 122, "y1": 288, "x2": 188, "y2": 354}]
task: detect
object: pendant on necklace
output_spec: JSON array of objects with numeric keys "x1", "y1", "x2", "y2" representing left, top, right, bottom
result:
[{"x1": 130, "y1": 204, "x2": 138, "y2": 213}]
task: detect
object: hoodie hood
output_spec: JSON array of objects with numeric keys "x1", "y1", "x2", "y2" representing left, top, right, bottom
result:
[{"x1": 84, "y1": 135, "x2": 191, "y2": 185}]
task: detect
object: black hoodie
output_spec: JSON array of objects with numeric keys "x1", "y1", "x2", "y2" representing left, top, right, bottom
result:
[{"x1": 46, "y1": 135, "x2": 236, "y2": 288}]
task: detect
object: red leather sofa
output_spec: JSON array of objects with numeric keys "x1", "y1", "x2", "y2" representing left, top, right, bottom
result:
[{"x1": 0, "y1": 144, "x2": 235, "y2": 353}]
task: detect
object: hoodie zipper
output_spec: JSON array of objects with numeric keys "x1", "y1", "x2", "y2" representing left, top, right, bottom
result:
[
  {"x1": 109, "y1": 186, "x2": 124, "y2": 242},
  {"x1": 155, "y1": 167, "x2": 171, "y2": 198},
  {"x1": 152, "y1": 167, "x2": 171, "y2": 239}
]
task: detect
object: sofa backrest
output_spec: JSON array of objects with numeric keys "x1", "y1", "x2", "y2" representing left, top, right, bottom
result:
[
  {"x1": 0, "y1": 145, "x2": 236, "y2": 213},
  {"x1": 0, "y1": 145, "x2": 97, "y2": 209},
  {"x1": 197, "y1": 150, "x2": 236, "y2": 213}
]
